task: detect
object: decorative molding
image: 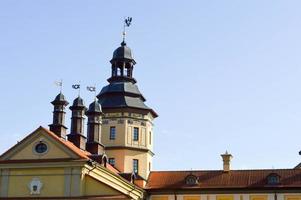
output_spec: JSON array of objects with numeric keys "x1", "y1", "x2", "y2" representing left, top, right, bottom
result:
[
  {"x1": 118, "y1": 119, "x2": 124, "y2": 124},
  {"x1": 28, "y1": 177, "x2": 43, "y2": 195}
]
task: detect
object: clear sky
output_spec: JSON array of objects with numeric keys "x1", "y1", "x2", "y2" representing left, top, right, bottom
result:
[{"x1": 1, "y1": 0, "x2": 301, "y2": 171}]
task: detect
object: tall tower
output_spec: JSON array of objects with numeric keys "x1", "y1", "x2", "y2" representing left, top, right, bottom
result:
[
  {"x1": 49, "y1": 92, "x2": 69, "y2": 138},
  {"x1": 86, "y1": 99, "x2": 105, "y2": 155},
  {"x1": 97, "y1": 41, "x2": 158, "y2": 179},
  {"x1": 67, "y1": 96, "x2": 87, "y2": 150}
]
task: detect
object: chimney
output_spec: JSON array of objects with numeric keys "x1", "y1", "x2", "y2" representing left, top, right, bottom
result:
[
  {"x1": 221, "y1": 151, "x2": 232, "y2": 172},
  {"x1": 49, "y1": 92, "x2": 69, "y2": 138},
  {"x1": 86, "y1": 99, "x2": 105, "y2": 155},
  {"x1": 67, "y1": 96, "x2": 87, "y2": 150}
]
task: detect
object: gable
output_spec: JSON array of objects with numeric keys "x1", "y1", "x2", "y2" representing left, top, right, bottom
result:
[{"x1": 0, "y1": 126, "x2": 86, "y2": 161}]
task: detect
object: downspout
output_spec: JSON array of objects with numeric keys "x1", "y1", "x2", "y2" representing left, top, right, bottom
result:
[{"x1": 274, "y1": 192, "x2": 278, "y2": 200}]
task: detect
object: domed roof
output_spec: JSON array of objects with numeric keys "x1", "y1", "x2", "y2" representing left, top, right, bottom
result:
[
  {"x1": 69, "y1": 96, "x2": 86, "y2": 110},
  {"x1": 111, "y1": 41, "x2": 135, "y2": 62},
  {"x1": 86, "y1": 100, "x2": 102, "y2": 114},
  {"x1": 72, "y1": 96, "x2": 85, "y2": 107},
  {"x1": 51, "y1": 92, "x2": 69, "y2": 105}
]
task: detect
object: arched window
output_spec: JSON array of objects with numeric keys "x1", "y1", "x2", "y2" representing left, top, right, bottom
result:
[{"x1": 117, "y1": 68, "x2": 121, "y2": 76}]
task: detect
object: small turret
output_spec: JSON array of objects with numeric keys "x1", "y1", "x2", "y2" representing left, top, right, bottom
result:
[
  {"x1": 107, "y1": 41, "x2": 136, "y2": 84},
  {"x1": 86, "y1": 99, "x2": 104, "y2": 155},
  {"x1": 49, "y1": 92, "x2": 69, "y2": 138},
  {"x1": 67, "y1": 96, "x2": 87, "y2": 150}
]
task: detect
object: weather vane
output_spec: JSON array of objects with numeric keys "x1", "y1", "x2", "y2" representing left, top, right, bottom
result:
[
  {"x1": 123, "y1": 17, "x2": 132, "y2": 43},
  {"x1": 72, "y1": 82, "x2": 81, "y2": 96},
  {"x1": 54, "y1": 79, "x2": 63, "y2": 93},
  {"x1": 87, "y1": 85, "x2": 97, "y2": 100}
]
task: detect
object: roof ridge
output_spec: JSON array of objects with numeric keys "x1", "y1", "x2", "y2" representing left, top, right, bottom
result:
[{"x1": 150, "y1": 168, "x2": 301, "y2": 173}]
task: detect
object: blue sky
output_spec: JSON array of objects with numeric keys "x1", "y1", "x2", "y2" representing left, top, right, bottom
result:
[{"x1": 1, "y1": 0, "x2": 301, "y2": 171}]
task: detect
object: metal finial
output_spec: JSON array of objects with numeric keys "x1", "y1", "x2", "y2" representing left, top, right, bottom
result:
[
  {"x1": 122, "y1": 17, "x2": 132, "y2": 43},
  {"x1": 54, "y1": 79, "x2": 63, "y2": 93}
]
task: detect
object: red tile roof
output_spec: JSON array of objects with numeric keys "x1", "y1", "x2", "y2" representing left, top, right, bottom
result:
[
  {"x1": 41, "y1": 126, "x2": 91, "y2": 159},
  {"x1": 146, "y1": 169, "x2": 301, "y2": 190}
]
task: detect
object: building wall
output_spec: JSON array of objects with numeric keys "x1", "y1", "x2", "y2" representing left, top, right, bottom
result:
[
  {"x1": 105, "y1": 148, "x2": 153, "y2": 179},
  {"x1": 0, "y1": 166, "x2": 132, "y2": 198},
  {"x1": 1, "y1": 167, "x2": 68, "y2": 197},
  {"x1": 101, "y1": 111, "x2": 154, "y2": 179},
  {"x1": 101, "y1": 112, "x2": 153, "y2": 151},
  {"x1": 84, "y1": 175, "x2": 121, "y2": 196},
  {"x1": 149, "y1": 194, "x2": 301, "y2": 200}
]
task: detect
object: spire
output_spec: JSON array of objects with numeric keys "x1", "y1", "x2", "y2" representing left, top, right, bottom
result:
[
  {"x1": 67, "y1": 96, "x2": 87, "y2": 150},
  {"x1": 49, "y1": 92, "x2": 69, "y2": 138},
  {"x1": 86, "y1": 99, "x2": 104, "y2": 155}
]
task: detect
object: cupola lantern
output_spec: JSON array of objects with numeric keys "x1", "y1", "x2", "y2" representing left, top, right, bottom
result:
[{"x1": 108, "y1": 41, "x2": 136, "y2": 84}]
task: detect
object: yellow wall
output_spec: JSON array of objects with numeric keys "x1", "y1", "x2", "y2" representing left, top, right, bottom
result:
[
  {"x1": 105, "y1": 148, "x2": 152, "y2": 179},
  {"x1": 151, "y1": 196, "x2": 169, "y2": 200},
  {"x1": 101, "y1": 112, "x2": 153, "y2": 151},
  {"x1": 84, "y1": 175, "x2": 121, "y2": 196},
  {"x1": 250, "y1": 195, "x2": 268, "y2": 200},
  {"x1": 285, "y1": 195, "x2": 301, "y2": 200},
  {"x1": 184, "y1": 196, "x2": 201, "y2": 200},
  {"x1": 101, "y1": 111, "x2": 154, "y2": 179},
  {"x1": 217, "y1": 195, "x2": 234, "y2": 200},
  {"x1": 7, "y1": 168, "x2": 65, "y2": 197}
]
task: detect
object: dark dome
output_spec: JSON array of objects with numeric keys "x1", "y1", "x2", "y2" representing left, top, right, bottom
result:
[
  {"x1": 111, "y1": 42, "x2": 134, "y2": 61},
  {"x1": 55, "y1": 93, "x2": 66, "y2": 101},
  {"x1": 51, "y1": 92, "x2": 69, "y2": 105},
  {"x1": 87, "y1": 100, "x2": 102, "y2": 114},
  {"x1": 72, "y1": 96, "x2": 85, "y2": 107}
]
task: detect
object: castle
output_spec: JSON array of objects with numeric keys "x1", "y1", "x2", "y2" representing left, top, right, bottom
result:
[{"x1": 0, "y1": 35, "x2": 301, "y2": 200}]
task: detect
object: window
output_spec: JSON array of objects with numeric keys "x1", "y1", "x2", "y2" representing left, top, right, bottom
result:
[
  {"x1": 110, "y1": 126, "x2": 116, "y2": 140},
  {"x1": 149, "y1": 131, "x2": 152, "y2": 145},
  {"x1": 133, "y1": 159, "x2": 139, "y2": 174},
  {"x1": 34, "y1": 142, "x2": 48, "y2": 154},
  {"x1": 108, "y1": 158, "x2": 115, "y2": 166},
  {"x1": 267, "y1": 173, "x2": 280, "y2": 185},
  {"x1": 185, "y1": 174, "x2": 198, "y2": 185},
  {"x1": 149, "y1": 162, "x2": 151, "y2": 171},
  {"x1": 133, "y1": 127, "x2": 139, "y2": 141}
]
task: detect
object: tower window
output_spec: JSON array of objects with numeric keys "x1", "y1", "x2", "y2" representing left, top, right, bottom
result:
[
  {"x1": 110, "y1": 126, "x2": 116, "y2": 140},
  {"x1": 149, "y1": 131, "x2": 152, "y2": 145},
  {"x1": 133, "y1": 127, "x2": 139, "y2": 141},
  {"x1": 108, "y1": 158, "x2": 115, "y2": 167},
  {"x1": 133, "y1": 159, "x2": 139, "y2": 174}
]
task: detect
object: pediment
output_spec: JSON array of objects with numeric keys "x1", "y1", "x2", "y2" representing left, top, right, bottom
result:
[{"x1": 0, "y1": 126, "x2": 88, "y2": 161}]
